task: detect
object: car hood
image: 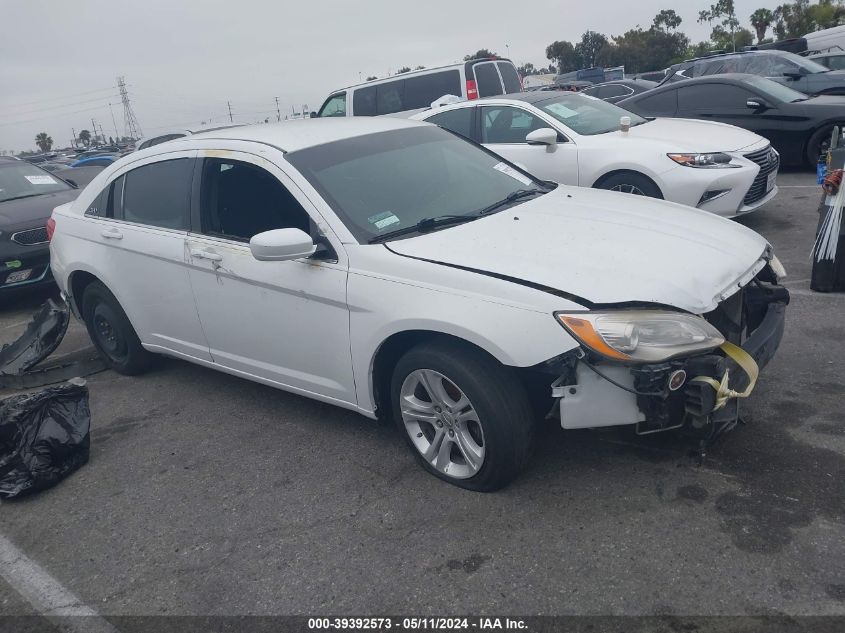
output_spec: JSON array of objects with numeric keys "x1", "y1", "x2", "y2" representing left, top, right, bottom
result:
[
  {"x1": 385, "y1": 187, "x2": 769, "y2": 314},
  {"x1": 618, "y1": 117, "x2": 765, "y2": 152},
  {"x1": 0, "y1": 188, "x2": 79, "y2": 232}
]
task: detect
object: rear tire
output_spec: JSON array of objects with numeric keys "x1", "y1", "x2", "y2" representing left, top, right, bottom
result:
[
  {"x1": 806, "y1": 124, "x2": 840, "y2": 166},
  {"x1": 596, "y1": 172, "x2": 662, "y2": 198},
  {"x1": 391, "y1": 339, "x2": 534, "y2": 492},
  {"x1": 81, "y1": 281, "x2": 153, "y2": 375}
]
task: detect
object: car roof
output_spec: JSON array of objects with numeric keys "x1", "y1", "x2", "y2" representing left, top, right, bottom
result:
[
  {"x1": 627, "y1": 73, "x2": 762, "y2": 99},
  {"x1": 479, "y1": 91, "x2": 568, "y2": 105},
  {"x1": 184, "y1": 117, "x2": 428, "y2": 153},
  {"x1": 675, "y1": 49, "x2": 790, "y2": 67}
]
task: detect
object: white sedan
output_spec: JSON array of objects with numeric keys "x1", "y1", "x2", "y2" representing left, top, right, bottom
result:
[
  {"x1": 49, "y1": 118, "x2": 788, "y2": 491},
  {"x1": 412, "y1": 92, "x2": 779, "y2": 218}
]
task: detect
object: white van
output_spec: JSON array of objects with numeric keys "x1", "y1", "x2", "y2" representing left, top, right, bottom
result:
[
  {"x1": 314, "y1": 58, "x2": 522, "y2": 118},
  {"x1": 804, "y1": 25, "x2": 845, "y2": 54}
]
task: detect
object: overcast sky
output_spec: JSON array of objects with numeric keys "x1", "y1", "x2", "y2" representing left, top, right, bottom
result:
[{"x1": 1, "y1": 0, "x2": 782, "y2": 152}]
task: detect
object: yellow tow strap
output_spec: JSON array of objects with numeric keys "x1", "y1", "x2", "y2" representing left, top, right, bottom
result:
[{"x1": 690, "y1": 342, "x2": 760, "y2": 412}]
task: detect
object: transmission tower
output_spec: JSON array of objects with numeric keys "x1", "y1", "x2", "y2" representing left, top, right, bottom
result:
[{"x1": 117, "y1": 76, "x2": 143, "y2": 140}]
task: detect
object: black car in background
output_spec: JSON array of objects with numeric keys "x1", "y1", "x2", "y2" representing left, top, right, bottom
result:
[
  {"x1": 580, "y1": 79, "x2": 658, "y2": 103},
  {"x1": 0, "y1": 158, "x2": 79, "y2": 293},
  {"x1": 661, "y1": 50, "x2": 845, "y2": 96},
  {"x1": 619, "y1": 73, "x2": 845, "y2": 165}
]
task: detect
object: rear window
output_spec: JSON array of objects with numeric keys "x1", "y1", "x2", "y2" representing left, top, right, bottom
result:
[
  {"x1": 404, "y1": 71, "x2": 462, "y2": 109},
  {"x1": 473, "y1": 62, "x2": 503, "y2": 97},
  {"x1": 497, "y1": 62, "x2": 522, "y2": 93}
]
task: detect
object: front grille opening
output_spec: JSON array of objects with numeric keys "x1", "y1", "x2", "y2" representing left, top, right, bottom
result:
[
  {"x1": 11, "y1": 227, "x2": 49, "y2": 245},
  {"x1": 743, "y1": 146, "x2": 779, "y2": 206}
]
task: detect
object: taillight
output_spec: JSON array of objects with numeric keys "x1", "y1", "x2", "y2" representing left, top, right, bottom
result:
[
  {"x1": 46, "y1": 217, "x2": 56, "y2": 241},
  {"x1": 466, "y1": 79, "x2": 478, "y2": 100}
]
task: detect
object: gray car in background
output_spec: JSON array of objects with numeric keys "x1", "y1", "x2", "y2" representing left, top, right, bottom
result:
[{"x1": 663, "y1": 50, "x2": 845, "y2": 96}]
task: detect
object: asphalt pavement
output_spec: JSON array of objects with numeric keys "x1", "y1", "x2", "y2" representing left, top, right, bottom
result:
[{"x1": 0, "y1": 170, "x2": 843, "y2": 620}]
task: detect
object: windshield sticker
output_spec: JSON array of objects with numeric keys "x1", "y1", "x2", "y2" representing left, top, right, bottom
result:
[
  {"x1": 545, "y1": 103, "x2": 579, "y2": 118},
  {"x1": 25, "y1": 175, "x2": 57, "y2": 185},
  {"x1": 493, "y1": 162, "x2": 532, "y2": 186},
  {"x1": 368, "y1": 211, "x2": 400, "y2": 230}
]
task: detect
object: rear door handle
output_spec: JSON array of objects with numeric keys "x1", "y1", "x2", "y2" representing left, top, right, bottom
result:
[
  {"x1": 100, "y1": 228, "x2": 123, "y2": 240},
  {"x1": 190, "y1": 248, "x2": 223, "y2": 262}
]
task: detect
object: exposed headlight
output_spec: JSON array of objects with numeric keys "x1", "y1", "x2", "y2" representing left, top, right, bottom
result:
[
  {"x1": 667, "y1": 152, "x2": 739, "y2": 168},
  {"x1": 769, "y1": 254, "x2": 787, "y2": 281},
  {"x1": 556, "y1": 310, "x2": 725, "y2": 363}
]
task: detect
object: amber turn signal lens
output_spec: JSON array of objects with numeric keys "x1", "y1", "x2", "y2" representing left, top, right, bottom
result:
[{"x1": 557, "y1": 315, "x2": 632, "y2": 361}]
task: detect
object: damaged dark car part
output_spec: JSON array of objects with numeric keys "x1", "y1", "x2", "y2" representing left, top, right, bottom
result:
[
  {"x1": 0, "y1": 298, "x2": 69, "y2": 376},
  {"x1": 0, "y1": 380, "x2": 90, "y2": 499}
]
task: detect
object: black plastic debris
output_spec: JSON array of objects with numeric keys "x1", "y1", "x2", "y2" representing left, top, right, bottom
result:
[
  {"x1": 0, "y1": 298, "x2": 105, "y2": 389},
  {"x1": 0, "y1": 298, "x2": 69, "y2": 376},
  {"x1": 0, "y1": 380, "x2": 90, "y2": 499}
]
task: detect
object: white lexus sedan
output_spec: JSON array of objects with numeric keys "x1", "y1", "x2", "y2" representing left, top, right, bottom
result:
[
  {"x1": 49, "y1": 118, "x2": 788, "y2": 491},
  {"x1": 411, "y1": 92, "x2": 779, "y2": 218}
]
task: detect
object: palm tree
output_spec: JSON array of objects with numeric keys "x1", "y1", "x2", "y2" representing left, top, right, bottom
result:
[
  {"x1": 78, "y1": 129, "x2": 91, "y2": 147},
  {"x1": 35, "y1": 132, "x2": 53, "y2": 152},
  {"x1": 750, "y1": 8, "x2": 774, "y2": 43}
]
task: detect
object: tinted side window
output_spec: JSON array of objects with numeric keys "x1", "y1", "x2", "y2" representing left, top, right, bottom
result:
[
  {"x1": 404, "y1": 71, "x2": 462, "y2": 109},
  {"x1": 199, "y1": 159, "x2": 311, "y2": 241},
  {"x1": 377, "y1": 80, "x2": 405, "y2": 115},
  {"x1": 677, "y1": 84, "x2": 753, "y2": 110},
  {"x1": 426, "y1": 108, "x2": 474, "y2": 139},
  {"x1": 353, "y1": 87, "x2": 377, "y2": 116},
  {"x1": 147, "y1": 133, "x2": 185, "y2": 147},
  {"x1": 481, "y1": 106, "x2": 547, "y2": 143},
  {"x1": 497, "y1": 62, "x2": 522, "y2": 93},
  {"x1": 121, "y1": 158, "x2": 192, "y2": 230},
  {"x1": 474, "y1": 63, "x2": 503, "y2": 97},
  {"x1": 630, "y1": 90, "x2": 677, "y2": 115},
  {"x1": 318, "y1": 93, "x2": 347, "y2": 117},
  {"x1": 828, "y1": 55, "x2": 845, "y2": 70}
]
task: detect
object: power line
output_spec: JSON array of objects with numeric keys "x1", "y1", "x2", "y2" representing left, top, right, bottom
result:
[
  {"x1": 0, "y1": 94, "x2": 121, "y2": 117},
  {"x1": 0, "y1": 104, "x2": 113, "y2": 127},
  {"x1": 0, "y1": 86, "x2": 117, "y2": 109}
]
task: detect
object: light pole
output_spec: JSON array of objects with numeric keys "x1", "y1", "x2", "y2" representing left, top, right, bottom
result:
[{"x1": 505, "y1": 44, "x2": 510, "y2": 60}]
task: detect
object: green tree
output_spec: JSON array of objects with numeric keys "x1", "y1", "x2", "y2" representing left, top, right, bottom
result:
[
  {"x1": 653, "y1": 9, "x2": 683, "y2": 31},
  {"x1": 78, "y1": 129, "x2": 91, "y2": 147},
  {"x1": 710, "y1": 25, "x2": 755, "y2": 49},
  {"x1": 750, "y1": 7, "x2": 775, "y2": 42},
  {"x1": 518, "y1": 62, "x2": 536, "y2": 76},
  {"x1": 699, "y1": 0, "x2": 741, "y2": 51},
  {"x1": 396, "y1": 66, "x2": 412, "y2": 74},
  {"x1": 35, "y1": 132, "x2": 53, "y2": 152},
  {"x1": 575, "y1": 30, "x2": 609, "y2": 67},
  {"x1": 768, "y1": 0, "x2": 845, "y2": 39},
  {"x1": 366, "y1": 75, "x2": 378, "y2": 81},
  {"x1": 415, "y1": 65, "x2": 426, "y2": 70},
  {"x1": 545, "y1": 40, "x2": 579, "y2": 73},
  {"x1": 464, "y1": 49, "x2": 497, "y2": 60}
]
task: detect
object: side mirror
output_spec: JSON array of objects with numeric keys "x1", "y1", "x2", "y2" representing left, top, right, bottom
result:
[
  {"x1": 784, "y1": 71, "x2": 804, "y2": 80},
  {"x1": 249, "y1": 228, "x2": 316, "y2": 261},
  {"x1": 525, "y1": 127, "x2": 558, "y2": 147},
  {"x1": 746, "y1": 99, "x2": 768, "y2": 111}
]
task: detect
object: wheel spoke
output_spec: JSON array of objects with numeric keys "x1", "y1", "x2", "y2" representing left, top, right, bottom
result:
[
  {"x1": 419, "y1": 370, "x2": 453, "y2": 409},
  {"x1": 422, "y1": 427, "x2": 446, "y2": 463},
  {"x1": 400, "y1": 394, "x2": 438, "y2": 423},
  {"x1": 453, "y1": 427, "x2": 484, "y2": 472},
  {"x1": 435, "y1": 434, "x2": 453, "y2": 471}
]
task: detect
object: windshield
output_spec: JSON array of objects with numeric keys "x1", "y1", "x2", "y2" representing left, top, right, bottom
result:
[
  {"x1": 536, "y1": 94, "x2": 647, "y2": 135},
  {"x1": 0, "y1": 161, "x2": 71, "y2": 203},
  {"x1": 286, "y1": 126, "x2": 548, "y2": 243},
  {"x1": 746, "y1": 75, "x2": 809, "y2": 102}
]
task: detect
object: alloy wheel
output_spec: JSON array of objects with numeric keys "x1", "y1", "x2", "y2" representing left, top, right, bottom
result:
[
  {"x1": 399, "y1": 369, "x2": 485, "y2": 479},
  {"x1": 610, "y1": 183, "x2": 647, "y2": 195}
]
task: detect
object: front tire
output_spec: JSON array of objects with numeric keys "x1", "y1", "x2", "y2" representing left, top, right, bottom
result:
[
  {"x1": 806, "y1": 124, "x2": 840, "y2": 166},
  {"x1": 391, "y1": 340, "x2": 534, "y2": 491},
  {"x1": 596, "y1": 172, "x2": 662, "y2": 198},
  {"x1": 81, "y1": 281, "x2": 153, "y2": 375}
]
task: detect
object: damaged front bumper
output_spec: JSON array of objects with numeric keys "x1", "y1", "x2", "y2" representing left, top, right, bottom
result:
[{"x1": 553, "y1": 280, "x2": 789, "y2": 436}]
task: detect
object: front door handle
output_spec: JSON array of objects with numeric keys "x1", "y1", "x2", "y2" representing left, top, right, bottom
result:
[
  {"x1": 190, "y1": 248, "x2": 223, "y2": 262},
  {"x1": 100, "y1": 228, "x2": 123, "y2": 240}
]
